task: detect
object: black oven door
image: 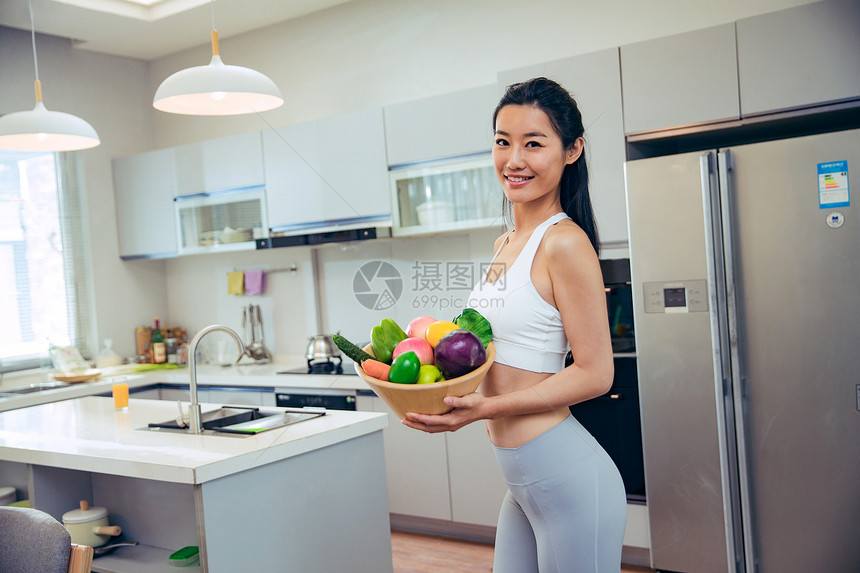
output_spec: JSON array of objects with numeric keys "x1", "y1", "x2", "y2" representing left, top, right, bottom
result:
[{"x1": 275, "y1": 390, "x2": 356, "y2": 411}]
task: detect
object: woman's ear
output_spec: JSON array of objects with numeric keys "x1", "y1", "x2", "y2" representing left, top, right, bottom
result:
[{"x1": 566, "y1": 137, "x2": 585, "y2": 165}]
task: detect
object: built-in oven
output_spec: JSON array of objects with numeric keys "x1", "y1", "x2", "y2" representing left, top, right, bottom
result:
[
  {"x1": 275, "y1": 356, "x2": 359, "y2": 411},
  {"x1": 275, "y1": 387, "x2": 357, "y2": 411},
  {"x1": 568, "y1": 258, "x2": 645, "y2": 502}
]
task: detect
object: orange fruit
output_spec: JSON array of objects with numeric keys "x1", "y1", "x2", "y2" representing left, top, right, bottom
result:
[{"x1": 425, "y1": 320, "x2": 459, "y2": 348}]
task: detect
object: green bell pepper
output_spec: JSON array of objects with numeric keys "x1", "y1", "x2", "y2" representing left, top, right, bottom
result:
[
  {"x1": 388, "y1": 351, "x2": 420, "y2": 384},
  {"x1": 370, "y1": 318, "x2": 407, "y2": 364}
]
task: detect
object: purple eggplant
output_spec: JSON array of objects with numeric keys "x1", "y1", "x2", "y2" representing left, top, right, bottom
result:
[{"x1": 435, "y1": 329, "x2": 486, "y2": 379}]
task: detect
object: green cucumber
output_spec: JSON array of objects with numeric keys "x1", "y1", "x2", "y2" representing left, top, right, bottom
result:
[{"x1": 332, "y1": 334, "x2": 374, "y2": 364}]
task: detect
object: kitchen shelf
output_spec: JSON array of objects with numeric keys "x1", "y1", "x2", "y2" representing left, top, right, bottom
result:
[{"x1": 90, "y1": 544, "x2": 176, "y2": 573}]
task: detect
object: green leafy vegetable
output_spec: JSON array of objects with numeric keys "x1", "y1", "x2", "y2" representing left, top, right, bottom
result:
[{"x1": 453, "y1": 308, "x2": 493, "y2": 348}]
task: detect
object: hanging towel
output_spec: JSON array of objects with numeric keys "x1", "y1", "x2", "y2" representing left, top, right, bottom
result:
[
  {"x1": 228, "y1": 271, "x2": 245, "y2": 295},
  {"x1": 244, "y1": 270, "x2": 265, "y2": 296}
]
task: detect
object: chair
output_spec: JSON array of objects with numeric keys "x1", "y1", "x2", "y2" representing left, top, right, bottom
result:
[{"x1": 0, "y1": 506, "x2": 94, "y2": 573}]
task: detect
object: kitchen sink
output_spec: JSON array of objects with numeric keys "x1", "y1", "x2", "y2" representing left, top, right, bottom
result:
[
  {"x1": 146, "y1": 406, "x2": 325, "y2": 435},
  {"x1": 0, "y1": 381, "x2": 69, "y2": 397}
]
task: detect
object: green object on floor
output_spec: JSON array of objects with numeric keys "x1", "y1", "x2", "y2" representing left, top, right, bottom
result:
[
  {"x1": 9, "y1": 499, "x2": 30, "y2": 508},
  {"x1": 168, "y1": 546, "x2": 199, "y2": 567}
]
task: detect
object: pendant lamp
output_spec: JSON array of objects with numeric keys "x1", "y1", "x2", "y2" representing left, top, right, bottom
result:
[
  {"x1": 0, "y1": 0, "x2": 100, "y2": 152},
  {"x1": 153, "y1": 1, "x2": 283, "y2": 116}
]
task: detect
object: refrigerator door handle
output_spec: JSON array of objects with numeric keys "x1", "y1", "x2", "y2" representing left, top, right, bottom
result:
[
  {"x1": 700, "y1": 151, "x2": 746, "y2": 572},
  {"x1": 717, "y1": 150, "x2": 757, "y2": 573}
]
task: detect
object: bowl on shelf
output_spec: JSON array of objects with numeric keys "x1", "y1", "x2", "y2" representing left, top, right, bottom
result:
[
  {"x1": 354, "y1": 343, "x2": 495, "y2": 419},
  {"x1": 416, "y1": 201, "x2": 456, "y2": 226}
]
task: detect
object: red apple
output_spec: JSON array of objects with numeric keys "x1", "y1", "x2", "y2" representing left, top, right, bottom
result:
[
  {"x1": 392, "y1": 337, "x2": 434, "y2": 366},
  {"x1": 406, "y1": 315, "x2": 437, "y2": 341}
]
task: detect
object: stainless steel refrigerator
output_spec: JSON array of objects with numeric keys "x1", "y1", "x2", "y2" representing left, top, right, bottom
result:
[{"x1": 624, "y1": 128, "x2": 859, "y2": 573}]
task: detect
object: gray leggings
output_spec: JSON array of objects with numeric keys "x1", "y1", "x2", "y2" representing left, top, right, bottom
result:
[{"x1": 492, "y1": 415, "x2": 627, "y2": 573}]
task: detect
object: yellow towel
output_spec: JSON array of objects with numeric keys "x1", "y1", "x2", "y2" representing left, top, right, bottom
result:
[{"x1": 228, "y1": 271, "x2": 245, "y2": 295}]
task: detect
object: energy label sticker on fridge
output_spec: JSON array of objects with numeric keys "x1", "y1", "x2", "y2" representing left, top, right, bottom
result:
[{"x1": 818, "y1": 160, "x2": 849, "y2": 208}]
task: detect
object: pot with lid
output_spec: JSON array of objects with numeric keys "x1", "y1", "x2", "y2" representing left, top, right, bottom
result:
[{"x1": 62, "y1": 500, "x2": 122, "y2": 547}]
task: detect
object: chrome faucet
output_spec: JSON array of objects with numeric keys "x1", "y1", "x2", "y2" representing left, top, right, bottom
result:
[{"x1": 186, "y1": 325, "x2": 245, "y2": 434}]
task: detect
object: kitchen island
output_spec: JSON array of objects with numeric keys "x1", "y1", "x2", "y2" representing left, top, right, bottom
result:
[{"x1": 0, "y1": 397, "x2": 392, "y2": 573}]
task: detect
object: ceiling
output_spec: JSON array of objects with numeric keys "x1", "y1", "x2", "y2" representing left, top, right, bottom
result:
[{"x1": 0, "y1": 0, "x2": 360, "y2": 61}]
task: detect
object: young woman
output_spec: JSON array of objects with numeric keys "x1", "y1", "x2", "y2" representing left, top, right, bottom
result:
[{"x1": 402, "y1": 78, "x2": 627, "y2": 573}]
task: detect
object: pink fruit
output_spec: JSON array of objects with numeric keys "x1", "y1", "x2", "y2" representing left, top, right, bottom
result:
[
  {"x1": 392, "y1": 337, "x2": 434, "y2": 366},
  {"x1": 406, "y1": 316, "x2": 437, "y2": 341}
]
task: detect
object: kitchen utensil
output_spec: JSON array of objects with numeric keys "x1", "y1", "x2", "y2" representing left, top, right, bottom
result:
[
  {"x1": 62, "y1": 500, "x2": 122, "y2": 547},
  {"x1": 305, "y1": 334, "x2": 341, "y2": 362},
  {"x1": 355, "y1": 343, "x2": 495, "y2": 419},
  {"x1": 242, "y1": 304, "x2": 272, "y2": 363},
  {"x1": 93, "y1": 541, "x2": 139, "y2": 558}
]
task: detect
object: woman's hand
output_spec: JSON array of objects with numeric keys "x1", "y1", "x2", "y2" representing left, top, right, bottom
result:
[{"x1": 401, "y1": 393, "x2": 488, "y2": 433}]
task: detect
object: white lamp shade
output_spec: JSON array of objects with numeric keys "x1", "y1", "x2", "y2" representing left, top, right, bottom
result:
[
  {"x1": 0, "y1": 101, "x2": 100, "y2": 151},
  {"x1": 154, "y1": 55, "x2": 283, "y2": 116}
]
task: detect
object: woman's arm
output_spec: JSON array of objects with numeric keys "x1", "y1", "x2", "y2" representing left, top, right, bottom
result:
[{"x1": 402, "y1": 224, "x2": 613, "y2": 433}]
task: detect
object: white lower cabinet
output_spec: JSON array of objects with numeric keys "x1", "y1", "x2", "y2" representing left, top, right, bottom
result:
[
  {"x1": 129, "y1": 387, "x2": 161, "y2": 400},
  {"x1": 358, "y1": 395, "x2": 507, "y2": 527},
  {"x1": 363, "y1": 396, "x2": 452, "y2": 520},
  {"x1": 445, "y1": 420, "x2": 507, "y2": 527},
  {"x1": 206, "y1": 388, "x2": 264, "y2": 406},
  {"x1": 158, "y1": 386, "x2": 195, "y2": 403}
]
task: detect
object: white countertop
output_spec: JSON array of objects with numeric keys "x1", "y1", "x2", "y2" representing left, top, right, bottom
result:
[
  {"x1": 0, "y1": 360, "x2": 368, "y2": 412},
  {"x1": 0, "y1": 396, "x2": 386, "y2": 484}
]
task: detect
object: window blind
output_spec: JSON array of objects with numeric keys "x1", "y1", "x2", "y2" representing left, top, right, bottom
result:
[{"x1": 0, "y1": 150, "x2": 95, "y2": 372}]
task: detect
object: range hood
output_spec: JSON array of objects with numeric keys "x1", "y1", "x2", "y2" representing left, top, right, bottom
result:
[{"x1": 256, "y1": 214, "x2": 391, "y2": 250}]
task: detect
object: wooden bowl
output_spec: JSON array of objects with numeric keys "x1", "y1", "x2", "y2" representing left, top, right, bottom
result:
[{"x1": 355, "y1": 343, "x2": 495, "y2": 419}]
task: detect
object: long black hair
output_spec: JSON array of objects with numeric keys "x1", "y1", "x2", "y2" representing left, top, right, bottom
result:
[{"x1": 493, "y1": 77, "x2": 600, "y2": 255}]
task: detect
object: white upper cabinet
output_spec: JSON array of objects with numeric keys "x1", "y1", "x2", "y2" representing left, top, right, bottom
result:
[
  {"x1": 383, "y1": 85, "x2": 498, "y2": 166},
  {"x1": 620, "y1": 24, "x2": 740, "y2": 134},
  {"x1": 263, "y1": 108, "x2": 390, "y2": 232},
  {"x1": 173, "y1": 131, "x2": 265, "y2": 196},
  {"x1": 112, "y1": 149, "x2": 178, "y2": 259},
  {"x1": 736, "y1": 0, "x2": 860, "y2": 115},
  {"x1": 498, "y1": 48, "x2": 630, "y2": 246}
]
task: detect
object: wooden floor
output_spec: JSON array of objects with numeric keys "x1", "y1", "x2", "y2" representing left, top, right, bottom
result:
[{"x1": 390, "y1": 530, "x2": 654, "y2": 573}]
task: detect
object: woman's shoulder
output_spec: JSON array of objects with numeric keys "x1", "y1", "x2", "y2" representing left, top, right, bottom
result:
[
  {"x1": 492, "y1": 230, "x2": 511, "y2": 252},
  {"x1": 543, "y1": 218, "x2": 594, "y2": 260}
]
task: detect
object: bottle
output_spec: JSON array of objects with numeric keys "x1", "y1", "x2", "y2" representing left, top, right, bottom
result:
[{"x1": 151, "y1": 317, "x2": 166, "y2": 364}]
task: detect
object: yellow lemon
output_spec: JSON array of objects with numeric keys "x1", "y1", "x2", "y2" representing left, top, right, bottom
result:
[{"x1": 425, "y1": 320, "x2": 459, "y2": 348}]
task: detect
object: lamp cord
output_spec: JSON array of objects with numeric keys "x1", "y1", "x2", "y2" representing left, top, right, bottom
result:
[
  {"x1": 28, "y1": 0, "x2": 39, "y2": 83},
  {"x1": 210, "y1": 0, "x2": 216, "y2": 32}
]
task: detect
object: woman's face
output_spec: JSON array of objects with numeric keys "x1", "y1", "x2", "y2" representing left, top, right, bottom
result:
[{"x1": 492, "y1": 104, "x2": 582, "y2": 208}]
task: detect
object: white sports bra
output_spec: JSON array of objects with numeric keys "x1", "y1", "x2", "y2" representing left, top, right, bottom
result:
[{"x1": 468, "y1": 212, "x2": 570, "y2": 373}]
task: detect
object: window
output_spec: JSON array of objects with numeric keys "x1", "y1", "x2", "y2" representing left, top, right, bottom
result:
[{"x1": 0, "y1": 151, "x2": 94, "y2": 372}]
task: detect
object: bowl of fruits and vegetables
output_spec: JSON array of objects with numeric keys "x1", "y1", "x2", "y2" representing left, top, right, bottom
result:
[{"x1": 333, "y1": 309, "x2": 494, "y2": 419}]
